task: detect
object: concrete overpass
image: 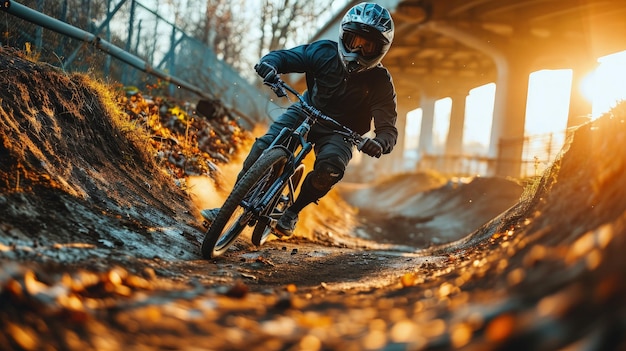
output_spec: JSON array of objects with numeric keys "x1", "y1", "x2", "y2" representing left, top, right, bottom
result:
[{"x1": 305, "y1": 0, "x2": 626, "y2": 178}]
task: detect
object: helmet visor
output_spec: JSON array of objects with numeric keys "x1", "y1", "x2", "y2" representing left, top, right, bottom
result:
[{"x1": 342, "y1": 32, "x2": 381, "y2": 57}]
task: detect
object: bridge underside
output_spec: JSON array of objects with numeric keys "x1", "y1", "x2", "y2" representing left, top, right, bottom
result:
[{"x1": 309, "y1": 0, "x2": 626, "y2": 178}]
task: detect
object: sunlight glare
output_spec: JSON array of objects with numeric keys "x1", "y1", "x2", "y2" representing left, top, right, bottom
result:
[
  {"x1": 433, "y1": 98, "x2": 452, "y2": 153},
  {"x1": 404, "y1": 108, "x2": 422, "y2": 167},
  {"x1": 405, "y1": 109, "x2": 422, "y2": 151},
  {"x1": 525, "y1": 69, "x2": 572, "y2": 135},
  {"x1": 464, "y1": 83, "x2": 495, "y2": 154},
  {"x1": 581, "y1": 50, "x2": 626, "y2": 118}
]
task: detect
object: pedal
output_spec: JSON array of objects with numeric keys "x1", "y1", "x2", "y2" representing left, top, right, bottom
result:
[{"x1": 270, "y1": 218, "x2": 286, "y2": 236}]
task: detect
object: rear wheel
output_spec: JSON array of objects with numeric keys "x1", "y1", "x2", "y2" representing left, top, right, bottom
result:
[{"x1": 201, "y1": 148, "x2": 290, "y2": 258}]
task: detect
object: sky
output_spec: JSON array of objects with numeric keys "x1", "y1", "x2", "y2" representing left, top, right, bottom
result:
[{"x1": 405, "y1": 49, "x2": 626, "y2": 158}]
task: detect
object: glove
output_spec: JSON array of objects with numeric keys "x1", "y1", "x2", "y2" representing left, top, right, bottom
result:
[
  {"x1": 254, "y1": 62, "x2": 278, "y2": 84},
  {"x1": 360, "y1": 138, "x2": 383, "y2": 158}
]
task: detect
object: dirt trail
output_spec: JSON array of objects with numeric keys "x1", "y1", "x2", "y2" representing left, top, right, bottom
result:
[{"x1": 1, "y1": 49, "x2": 626, "y2": 351}]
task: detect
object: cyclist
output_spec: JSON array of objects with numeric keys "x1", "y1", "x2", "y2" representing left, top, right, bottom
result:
[{"x1": 202, "y1": 2, "x2": 397, "y2": 237}]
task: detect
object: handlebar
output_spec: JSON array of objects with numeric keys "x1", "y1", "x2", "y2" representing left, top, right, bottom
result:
[{"x1": 264, "y1": 78, "x2": 367, "y2": 149}]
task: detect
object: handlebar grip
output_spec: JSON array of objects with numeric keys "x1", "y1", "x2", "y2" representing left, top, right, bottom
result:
[{"x1": 357, "y1": 138, "x2": 368, "y2": 151}]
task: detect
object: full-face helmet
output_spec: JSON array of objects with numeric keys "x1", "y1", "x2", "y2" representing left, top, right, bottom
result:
[{"x1": 338, "y1": 2, "x2": 394, "y2": 74}]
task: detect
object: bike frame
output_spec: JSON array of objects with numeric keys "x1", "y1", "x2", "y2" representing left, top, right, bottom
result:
[
  {"x1": 252, "y1": 115, "x2": 314, "y2": 217},
  {"x1": 248, "y1": 137, "x2": 310, "y2": 221},
  {"x1": 201, "y1": 78, "x2": 366, "y2": 258}
]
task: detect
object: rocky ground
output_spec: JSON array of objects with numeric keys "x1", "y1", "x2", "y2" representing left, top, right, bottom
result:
[{"x1": 1, "y1": 47, "x2": 626, "y2": 350}]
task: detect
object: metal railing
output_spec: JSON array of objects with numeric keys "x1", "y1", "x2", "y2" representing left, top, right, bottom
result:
[
  {"x1": 415, "y1": 130, "x2": 568, "y2": 178},
  {"x1": 1, "y1": 0, "x2": 279, "y2": 129}
]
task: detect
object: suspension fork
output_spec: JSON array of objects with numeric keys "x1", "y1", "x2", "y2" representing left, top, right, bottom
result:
[{"x1": 255, "y1": 137, "x2": 313, "y2": 214}]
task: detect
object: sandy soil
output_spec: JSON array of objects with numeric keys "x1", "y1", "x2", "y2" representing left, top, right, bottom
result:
[{"x1": 1, "y1": 48, "x2": 626, "y2": 351}]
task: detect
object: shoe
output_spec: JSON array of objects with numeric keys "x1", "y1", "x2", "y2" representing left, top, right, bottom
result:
[
  {"x1": 275, "y1": 210, "x2": 298, "y2": 237},
  {"x1": 201, "y1": 208, "x2": 220, "y2": 221}
]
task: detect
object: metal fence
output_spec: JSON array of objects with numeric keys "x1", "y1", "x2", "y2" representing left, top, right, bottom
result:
[{"x1": 1, "y1": 0, "x2": 278, "y2": 128}]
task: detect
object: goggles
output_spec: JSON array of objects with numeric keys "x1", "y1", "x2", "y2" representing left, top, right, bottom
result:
[{"x1": 342, "y1": 32, "x2": 381, "y2": 57}]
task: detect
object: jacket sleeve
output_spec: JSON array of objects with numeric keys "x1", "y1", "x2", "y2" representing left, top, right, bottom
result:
[
  {"x1": 371, "y1": 70, "x2": 398, "y2": 154},
  {"x1": 258, "y1": 41, "x2": 337, "y2": 77},
  {"x1": 258, "y1": 44, "x2": 310, "y2": 74}
]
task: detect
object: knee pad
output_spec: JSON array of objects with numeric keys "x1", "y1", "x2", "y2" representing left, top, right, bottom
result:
[{"x1": 309, "y1": 162, "x2": 344, "y2": 191}]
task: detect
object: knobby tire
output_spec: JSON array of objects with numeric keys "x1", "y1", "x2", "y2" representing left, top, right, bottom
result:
[{"x1": 201, "y1": 148, "x2": 290, "y2": 258}]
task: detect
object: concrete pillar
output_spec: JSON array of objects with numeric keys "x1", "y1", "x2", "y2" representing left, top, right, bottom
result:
[
  {"x1": 444, "y1": 91, "x2": 468, "y2": 174},
  {"x1": 418, "y1": 94, "x2": 436, "y2": 155},
  {"x1": 445, "y1": 91, "x2": 467, "y2": 156},
  {"x1": 489, "y1": 56, "x2": 531, "y2": 177},
  {"x1": 419, "y1": 21, "x2": 518, "y2": 176}
]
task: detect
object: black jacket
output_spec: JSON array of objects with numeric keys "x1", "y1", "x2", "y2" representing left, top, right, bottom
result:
[{"x1": 260, "y1": 39, "x2": 398, "y2": 154}]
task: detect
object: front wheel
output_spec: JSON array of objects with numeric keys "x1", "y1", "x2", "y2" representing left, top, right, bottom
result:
[
  {"x1": 251, "y1": 163, "x2": 305, "y2": 246},
  {"x1": 201, "y1": 148, "x2": 290, "y2": 259}
]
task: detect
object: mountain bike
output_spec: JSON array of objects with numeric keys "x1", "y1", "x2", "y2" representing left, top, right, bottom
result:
[{"x1": 201, "y1": 78, "x2": 367, "y2": 259}]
